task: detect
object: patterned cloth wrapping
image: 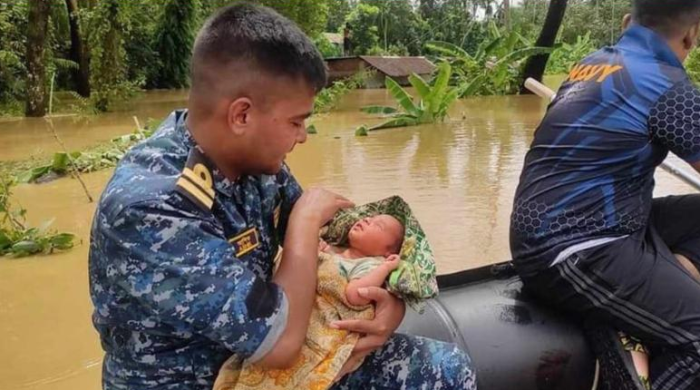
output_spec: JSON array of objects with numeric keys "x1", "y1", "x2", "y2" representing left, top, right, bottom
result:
[
  {"x1": 321, "y1": 195, "x2": 439, "y2": 312},
  {"x1": 213, "y1": 196, "x2": 439, "y2": 390},
  {"x1": 213, "y1": 252, "x2": 374, "y2": 390}
]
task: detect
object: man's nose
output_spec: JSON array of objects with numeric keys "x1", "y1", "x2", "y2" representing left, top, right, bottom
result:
[{"x1": 297, "y1": 126, "x2": 308, "y2": 144}]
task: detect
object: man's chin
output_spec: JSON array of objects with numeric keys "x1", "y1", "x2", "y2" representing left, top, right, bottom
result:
[{"x1": 260, "y1": 163, "x2": 284, "y2": 176}]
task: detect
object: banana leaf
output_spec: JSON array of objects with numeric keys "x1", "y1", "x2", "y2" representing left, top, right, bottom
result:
[
  {"x1": 427, "y1": 62, "x2": 452, "y2": 115},
  {"x1": 369, "y1": 116, "x2": 420, "y2": 131},
  {"x1": 459, "y1": 74, "x2": 487, "y2": 98},
  {"x1": 408, "y1": 74, "x2": 431, "y2": 101},
  {"x1": 385, "y1": 77, "x2": 418, "y2": 116},
  {"x1": 424, "y1": 40, "x2": 471, "y2": 60},
  {"x1": 361, "y1": 106, "x2": 399, "y2": 115}
]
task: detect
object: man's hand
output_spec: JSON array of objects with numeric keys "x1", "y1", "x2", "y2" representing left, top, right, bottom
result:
[
  {"x1": 331, "y1": 286, "x2": 405, "y2": 377},
  {"x1": 292, "y1": 187, "x2": 354, "y2": 228}
]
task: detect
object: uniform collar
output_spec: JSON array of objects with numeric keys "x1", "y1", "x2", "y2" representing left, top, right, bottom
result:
[
  {"x1": 616, "y1": 24, "x2": 684, "y2": 69},
  {"x1": 176, "y1": 110, "x2": 240, "y2": 199}
]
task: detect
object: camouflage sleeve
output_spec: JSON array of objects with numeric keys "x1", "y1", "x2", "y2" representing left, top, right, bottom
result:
[
  {"x1": 276, "y1": 163, "x2": 303, "y2": 245},
  {"x1": 649, "y1": 80, "x2": 700, "y2": 163},
  {"x1": 108, "y1": 199, "x2": 288, "y2": 362}
]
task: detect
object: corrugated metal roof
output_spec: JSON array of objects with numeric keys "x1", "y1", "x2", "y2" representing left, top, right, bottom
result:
[{"x1": 359, "y1": 56, "x2": 436, "y2": 77}]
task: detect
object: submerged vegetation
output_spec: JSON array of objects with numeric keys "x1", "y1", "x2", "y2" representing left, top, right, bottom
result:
[
  {"x1": 314, "y1": 70, "x2": 372, "y2": 113},
  {"x1": 358, "y1": 62, "x2": 462, "y2": 132},
  {"x1": 1, "y1": 120, "x2": 157, "y2": 184},
  {"x1": 0, "y1": 175, "x2": 75, "y2": 257}
]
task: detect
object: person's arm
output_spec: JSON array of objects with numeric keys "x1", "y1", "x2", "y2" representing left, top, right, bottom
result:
[
  {"x1": 105, "y1": 190, "x2": 351, "y2": 370},
  {"x1": 649, "y1": 80, "x2": 700, "y2": 174},
  {"x1": 105, "y1": 201, "x2": 291, "y2": 366},
  {"x1": 345, "y1": 255, "x2": 400, "y2": 306},
  {"x1": 261, "y1": 187, "x2": 353, "y2": 368}
]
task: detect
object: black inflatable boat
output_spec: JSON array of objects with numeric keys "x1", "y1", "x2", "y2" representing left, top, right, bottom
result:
[{"x1": 399, "y1": 261, "x2": 647, "y2": 390}]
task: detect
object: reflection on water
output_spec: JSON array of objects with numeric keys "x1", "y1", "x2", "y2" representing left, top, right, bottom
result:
[{"x1": 0, "y1": 87, "x2": 698, "y2": 390}]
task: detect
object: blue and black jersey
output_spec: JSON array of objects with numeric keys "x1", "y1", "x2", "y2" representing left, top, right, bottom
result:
[{"x1": 510, "y1": 25, "x2": 700, "y2": 276}]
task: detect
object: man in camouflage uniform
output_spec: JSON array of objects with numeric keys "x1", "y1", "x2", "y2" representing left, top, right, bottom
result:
[{"x1": 89, "y1": 4, "x2": 476, "y2": 390}]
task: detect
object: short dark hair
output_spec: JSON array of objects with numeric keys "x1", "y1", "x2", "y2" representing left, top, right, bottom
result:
[
  {"x1": 190, "y1": 3, "x2": 326, "y2": 96},
  {"x1": 633, "y1": 0, "x2": 700, "y2": 36}
]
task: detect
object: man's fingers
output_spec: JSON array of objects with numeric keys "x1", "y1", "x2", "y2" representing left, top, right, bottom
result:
[
  {"x1": 353, "y1": 334, "x2": 385, "y2": 353},
  {"x1": 357, "y1": 286, "x2": 392, "y2": 302},
  {"x1": 336, "y1": 197, "x2": 355, "y2": 209},
  {"x1": 331, "y1": 318, "x2": 375, "y2": 334}
]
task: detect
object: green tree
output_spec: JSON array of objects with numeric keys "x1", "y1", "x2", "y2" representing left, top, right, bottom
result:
[
  {"x1": 361, "y1": 0, "x2": 424, "y2": 55},
  {"x1": 420, "y1": 0, "x2": 482, "y2": 55},
  {"x1": 118, "y1": 0, "x2": 161, "y2": 90},
  {"x1": 65, "y1": 0, "x2": 90, "y2": 96},
  {"x1": 25, "y1": 0, "x2": 51, "y2": 117},
  {"x1": 151, "y1": 0, "x2": 198, "y2": 89},
  {"x1": 559, "y1": 0, "x2": 631, "y2": 47},
  {"x1": 87, "y1": 0, "x2": 137, "y2": 111},
  {"x1": 346, "y1": 3, "x2": 380, "y2": 55},
  {"x1": 0, "y1": 1, "x2": 28, "y2": 112},
  {"x1": 326, "y1": 0, "x2": 352, "y2": 32},
  {"x1": 258, "y1": 0, "x2": 330, "y2": 38}
]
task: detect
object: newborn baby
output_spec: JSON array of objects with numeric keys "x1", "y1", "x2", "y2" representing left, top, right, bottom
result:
[
  {"x1": 319, "y1": 214, "x2": 405, "y2": 306},
  {"x1": 214, "y1": 214, "x2": 407, "y2": 390}
]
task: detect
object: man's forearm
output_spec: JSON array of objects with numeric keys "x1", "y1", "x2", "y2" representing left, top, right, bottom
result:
[{"x1": 260, "y1": 211, "x2": 319, "y2": 368}]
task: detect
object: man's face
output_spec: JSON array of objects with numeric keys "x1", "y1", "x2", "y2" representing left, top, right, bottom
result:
[{"x1": 244, "y1": 77, "x2": 315, "y2": 175}]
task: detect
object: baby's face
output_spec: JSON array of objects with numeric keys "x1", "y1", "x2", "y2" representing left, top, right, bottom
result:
[{"x1": 347, "y1": 214, "x2": 404, "y2": 257}]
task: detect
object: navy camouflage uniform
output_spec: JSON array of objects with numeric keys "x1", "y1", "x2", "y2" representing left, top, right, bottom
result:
[{"x1": 89, "y1": 110, "x2": 476, "y2": 390}]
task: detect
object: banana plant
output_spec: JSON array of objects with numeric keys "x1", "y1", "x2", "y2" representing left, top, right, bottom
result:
[
  {"x1": 358, "y1": 62, "x2": 464, "y2": 132},
  {"x1": 425, "y1": 22, "x2": 556, "y2": 96}
]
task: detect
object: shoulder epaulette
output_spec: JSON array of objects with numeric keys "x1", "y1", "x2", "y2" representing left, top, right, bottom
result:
[{"x1": 175, "y1": 147, "x2": 215, "y2": 211}]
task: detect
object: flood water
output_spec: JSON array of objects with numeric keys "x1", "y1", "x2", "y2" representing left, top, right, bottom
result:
[{"x1": 1, "y1": 84, "x2": 698, "y2": 390}]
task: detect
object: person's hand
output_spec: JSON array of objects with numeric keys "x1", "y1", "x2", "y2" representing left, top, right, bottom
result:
[
  {"x1": 292, "y1": 187, "x2": 354, "y2": 228},
  {"x1": 331, "y1": 286, "x2": 405, "y2": 369}
]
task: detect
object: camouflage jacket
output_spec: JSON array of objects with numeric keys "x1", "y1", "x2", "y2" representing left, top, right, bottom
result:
[{"x1": 89, "y1": 110, "x2": 302, "y2": 389}]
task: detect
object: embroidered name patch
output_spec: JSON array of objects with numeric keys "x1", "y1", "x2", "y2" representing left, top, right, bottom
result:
[{"x1": 229, "y1": 227, "x2": 260, "y2": 257}]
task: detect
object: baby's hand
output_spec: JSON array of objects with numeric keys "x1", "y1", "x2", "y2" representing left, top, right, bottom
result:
[
  {"x1": 318, "y1": 239, "x2": 330, "y2": 253},
  {"x1": 384, "y1": 254, "x2": 401, "y2": 271}
]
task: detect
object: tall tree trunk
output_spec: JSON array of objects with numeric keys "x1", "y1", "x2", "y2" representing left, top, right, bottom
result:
[
  {"x1": 65, "y1": 0, "x2": 90, "y2": 97},
  {"x1": 519, "y1": 0, "x2": 568, "y2": 94},
  {"x1": 25, "y1": 0, "x2": 51, "y2": 117}
]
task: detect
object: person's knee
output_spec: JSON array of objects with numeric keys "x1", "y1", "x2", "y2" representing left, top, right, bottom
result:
[{"x1": 430, "y1": 340, "x2": 477, "y2": 389}]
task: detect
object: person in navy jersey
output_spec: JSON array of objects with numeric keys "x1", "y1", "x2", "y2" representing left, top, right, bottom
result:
[{"x1": 510, "y1": 1, "x2": 700, "y2": 389}]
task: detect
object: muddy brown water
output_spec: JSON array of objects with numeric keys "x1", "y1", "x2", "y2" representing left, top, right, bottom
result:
[{"x1": 1, "y1": 82, "x2": 697, "y2": 389}]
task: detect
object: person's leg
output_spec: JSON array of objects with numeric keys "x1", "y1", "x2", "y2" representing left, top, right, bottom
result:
[
  {"x1": 523, "y1": 230, "x2": 700, "y2": 390},
  {"x1": 330, "y1": 334, "x2": 476, "y2": 390},
  {"x1": 651, "y1": 195, "x2": 700, "y2": 279}
]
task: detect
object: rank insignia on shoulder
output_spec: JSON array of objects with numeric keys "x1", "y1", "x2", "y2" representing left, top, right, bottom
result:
[
  {"x1": 176, "y1": 147, "x2": 215, "y2": 210},
  {"x1": 273, "y1": 204, "x2": 281, "y2": 229},
  {"x1": 229, "y1": 227, "x2": 260, "y2": 257}
]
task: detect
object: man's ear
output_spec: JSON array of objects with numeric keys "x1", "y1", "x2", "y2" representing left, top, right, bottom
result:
[
  {"x1": 683, "y1": 21, "x2": 700, "y2": 51},
  {"x1": 227, "y1": 97, "x2": 252, "y2": 136},
  {"x1": 622, "y1": 13, "x2": 633, "y2": 31}
]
